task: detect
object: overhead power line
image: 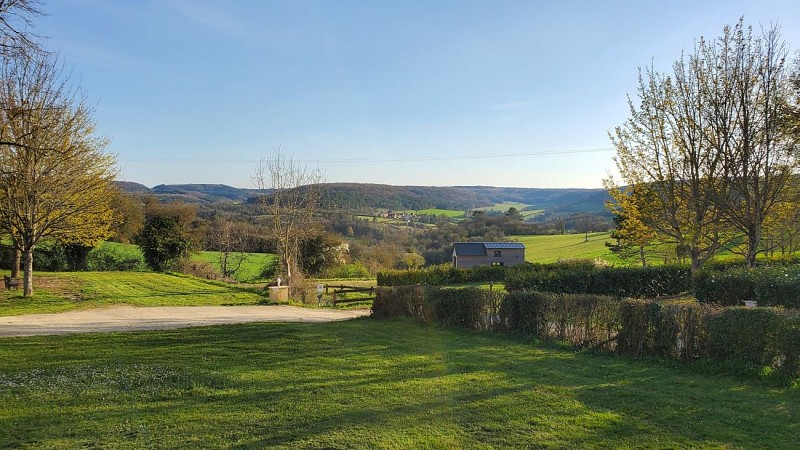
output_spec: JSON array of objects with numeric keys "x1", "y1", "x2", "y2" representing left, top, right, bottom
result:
[{"x1": 126, "y1": 147, "x2": 614, "y2": 164}]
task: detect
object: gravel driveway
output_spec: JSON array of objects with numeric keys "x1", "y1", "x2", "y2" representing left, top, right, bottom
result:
[{"x1": 0, "y1": 305, "x2": 371, "y2": 337}]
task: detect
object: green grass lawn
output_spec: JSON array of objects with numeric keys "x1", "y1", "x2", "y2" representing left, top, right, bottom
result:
[
  {"x1": 516, "y1": 232, "x2": 626, "y2": 264},
  {"x1": 192, "y1": 251, "x2": 277, "y2": 282},
  {"x1": 0, "y1": 319, "x2": 796, "y2": 448},
  {"x1": 0, "y1": 272, "x2": 265, "y2": 316}
]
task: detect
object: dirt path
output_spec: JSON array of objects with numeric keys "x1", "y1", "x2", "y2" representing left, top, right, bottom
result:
[{"x1": 0, "y1": 305, "x2": 371, "y2": 337}]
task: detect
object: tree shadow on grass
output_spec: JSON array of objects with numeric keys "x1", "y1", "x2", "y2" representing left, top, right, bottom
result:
[{"x1": 1, "y1": 319, "x2": 798, "y2": 448}]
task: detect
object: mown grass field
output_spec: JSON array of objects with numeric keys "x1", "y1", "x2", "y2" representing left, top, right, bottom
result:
[
  {"x1": 1, "y1": 319, "x2": 796, "y2": 448},
  {"x1": 475, "y1": 202, "x2": 544, "y2": 219},
  {"x1": 516, "y1": 232, "x2": 625, "y2": 264},
  {"x1": 0, "y1": 272, "x2": 266, "y2": 316},
  {"x1": 192, "y1": 251, "x2": 277, "y2": 282},
  {"x1": 413, "y1": 208, "x2": 466, "y2": 218}
]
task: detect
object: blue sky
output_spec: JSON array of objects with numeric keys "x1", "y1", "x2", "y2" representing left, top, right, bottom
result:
[{"x1": 34, "y1": 0, "x2": 800, "y2": 189}]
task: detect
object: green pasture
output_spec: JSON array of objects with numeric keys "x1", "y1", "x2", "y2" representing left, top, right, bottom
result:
[
  {"x1": 0, "y1": 272, "x2": 265, "y2": 316},
  {"x1": 474, "y1": 202, "x2": 543, "y2": 219},
  {"x1": 413, "y1": 208, "x2": 465, "y2": 218},
  {"x1": 516, "y1": 232, "x2": 625, "y2": 264},
  {"x1": 192, "y1": 251, "x2": 277, "y2": 282},
  {"x1": 1, "y1": 319, "x2": 796, "y2": 448}
]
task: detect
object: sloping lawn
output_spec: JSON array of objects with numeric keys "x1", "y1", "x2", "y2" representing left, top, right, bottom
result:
[
  {"x1": 0, "y1": 272, "x2": 265, "y2": 316},
  {"x1": 516, "y1": 232, "x2": 624, "y2": 264},
  {"x1": 0, "y1": 319, "x2": 796, "y2": 448},
  {"x1": 192, "y1": 251, "x2": 277, "y2": 282}
]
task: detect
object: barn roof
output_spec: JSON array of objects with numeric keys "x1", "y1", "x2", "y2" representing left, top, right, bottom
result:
[
  {"x1": 484, "y1": 242, "x2": 526, "y2": 249},
  {"x1": 453, "y1": 242, "x2": 525, "y2": 256},
  {"x1": 453, "y1": 242, "x2": 486, "y2": 256}
]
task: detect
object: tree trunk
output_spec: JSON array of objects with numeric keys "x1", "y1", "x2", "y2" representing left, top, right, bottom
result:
[
  {"x1": 745, "y1": 227, "x2": 760, "y2": 268},
  {"x1": 639, "y1": 245, "x2": 647, "y2": 267},
  {"x1": 11, "y1": 246, "x2": 21, "y2": 279},
  {"x1": 23, "y1": 246, "x2": 34, "y2": 296}
]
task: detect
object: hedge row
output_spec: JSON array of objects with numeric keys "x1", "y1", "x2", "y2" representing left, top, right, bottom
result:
[
  {"x1": 500, "y1": 291, "x2": 619, "y2": 348},
  {"x1": 504, "y1": 264, "x2": 692, "y2": 298},
  {"x1": 694, "y1": 265, "x2": 800, "y2": 308},
  {"x1": 373, "y1": 287, "x2": 800, "y2": 383},
  {"x1": 372, "y1": 285, "x2": 502, "y2": 331},
  {"x1": 619, "y1": 299, "x2": 799, "y2": 381},
  {"x1": 377, "y1": 264, "x2": 505, "y2": 286}
]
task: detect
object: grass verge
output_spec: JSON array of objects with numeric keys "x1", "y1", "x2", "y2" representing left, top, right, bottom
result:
[
  {"x1": 0, "y1": 319, "x2": 797, "y2": 448},
  {"x1": 0, "y1": 272, "x2": 266, "y2": 316}
]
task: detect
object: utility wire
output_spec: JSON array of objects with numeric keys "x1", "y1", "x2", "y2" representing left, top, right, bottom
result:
[{"x1": 126, "y1": 147, "x2": 613, "y2": 164}]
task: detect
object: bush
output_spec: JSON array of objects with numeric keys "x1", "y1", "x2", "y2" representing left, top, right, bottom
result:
[
  {"x1": 617, "y1": 300, "x2": 710, "y2": 360},
  {"x1": 377, "y1": 264, "x2": 505, "y2": 286},
  {"x1": 427, "y1": 287, "x2": 502, "y2": 331},
  {"x1": 372, "y1": 285, "x2": 427, "y2": 320},
  {"x1": 694, "y1": 265, "x2": 800, "y2": 308},
  {"x1": 87, "y1": 244, "x2": 145, "y2": 271},
  {"x1": 706, "y1": 307, "x2": 784, "y2": 367},
  {"x1": 499, "y1": 291, "x2": 619, "y2": 348},
  {"x1": 693, "y1": 267, "x2": 755, "y2": 306},
  {"x1": 504, "y1": 263, "x2": 691, "y2": 298},
  {"x1": 174, "y1": 258, "x2": 219, "y2": 280}
]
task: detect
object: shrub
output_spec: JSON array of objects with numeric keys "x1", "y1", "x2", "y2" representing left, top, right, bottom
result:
[
  {"x1": 693, "y1": 267, "x2": 755, "y2": 306},
  {"x1": 372, "y1": 285, "x2": 427, "y2": 320},
  {"x1": 694, "y1": 265, "x2": 800, "y2": 308},
  {"x1": 174, "y1": 258, "x2": 219, "y2": 280},
  {"x1": 752, "y1": 266, "x2": 800, "y2": 309},
  {"x1": 86, "y1": 244, "x2": 145, "y2": 271},
  {"x1": 706, "y1": 307, "x2": 784, "y2": 367},
  {"x1": 377, "y1": 264, "x2": 505, "y2": 286},
  {"x1": 617, "y1": 300, "x2": 710, "y2": 360},
  {"x1": 499, "y1": 291, "x2": 619, "y2": 348},
  {"x1": 505, "y1": 263, "x2": 691, "y2": 298},
  {"x1": 427, "y1": 287, "x2": 502, "y2": 331}
]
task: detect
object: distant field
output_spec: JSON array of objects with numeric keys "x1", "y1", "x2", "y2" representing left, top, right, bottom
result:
[
  {"x1": 516, "y1": 232, "x2": 625, "y2": 264},
  {"x1": 414, "y1": 208, "x2": 465, "y2": 218},
  {"x1": 193, "y1": 251, "x2": 277, "y2": 282},
  {"x1": 475, "y1": 202, "x2": 544, "y2": 219}
]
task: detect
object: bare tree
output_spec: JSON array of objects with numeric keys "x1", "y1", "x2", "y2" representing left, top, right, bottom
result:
[
  {"x1": 0, "y1": 0, "x2": 43, "y2": 59},
  {"x1": 252, "y1": 150, "x2": 323, "y2": 287},
  {"x1": 208, "y1": 217, "x2": 252, "y2": 279},
  {"x1": 0, "y1": 52, "x2": 116, "y2": 296}
]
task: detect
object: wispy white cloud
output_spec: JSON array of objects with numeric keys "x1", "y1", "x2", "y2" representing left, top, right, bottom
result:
[
  {"x1": 491, "y1": 100, "x2": 537, "y2": 110},
  {"x1": 162, "y1": 0, "x2": 258, "y2": 46}
]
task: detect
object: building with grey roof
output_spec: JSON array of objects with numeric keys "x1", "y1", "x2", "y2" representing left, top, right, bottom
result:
[{"x1": 452, "y1": 242, "x2": 526, "y2": 268}]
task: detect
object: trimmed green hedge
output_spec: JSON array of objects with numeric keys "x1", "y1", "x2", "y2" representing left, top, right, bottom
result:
[
  {"x1": 694, "y1": 265, "x2": 800, "y2": 308},
  {"x1": 373, "y1": 287, "x2": 799, "y2": 383},
  {"x1": 377, "y1": 264, "x2": 505, "y2": 286},
  {"x1": 504, "y1": 263, "x2": 691, "y2": 298},
  {"x1": 500, "y1": 291, "x2": 619, "y2": 348}
]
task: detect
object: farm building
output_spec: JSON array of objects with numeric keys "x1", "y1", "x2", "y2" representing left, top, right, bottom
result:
[{"x1": 452, "y1": 242, "x2": 526, "y2": 268}]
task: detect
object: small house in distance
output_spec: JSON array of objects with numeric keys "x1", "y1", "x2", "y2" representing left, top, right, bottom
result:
[{"x1": 452, "y1": 242, "x2": 526, "y2": 268}]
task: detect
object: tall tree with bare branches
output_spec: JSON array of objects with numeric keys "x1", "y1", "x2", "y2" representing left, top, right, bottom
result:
[
  {"x1": 0, "y1": 0, "x2": 43, "y2": 59},
  {"x1": 252, "y1": 150, "x2": 323, "y2": 287}
]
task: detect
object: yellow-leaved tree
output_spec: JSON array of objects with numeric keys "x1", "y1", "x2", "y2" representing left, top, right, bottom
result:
[{"x1": 0, "y1": 53, "x2": 116, "y2": 296}]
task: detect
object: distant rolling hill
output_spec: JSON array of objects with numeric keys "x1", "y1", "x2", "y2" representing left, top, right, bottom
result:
[{"x1": 115, "y1": 181, "x2": 610, "y2": 215}]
